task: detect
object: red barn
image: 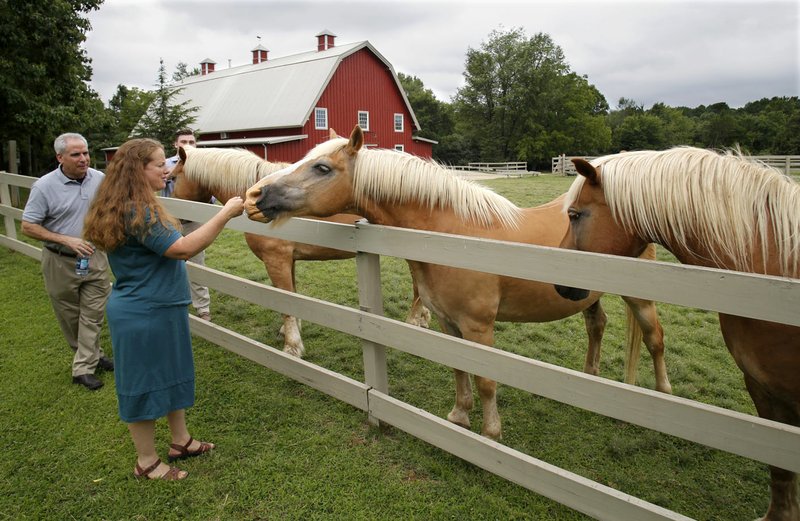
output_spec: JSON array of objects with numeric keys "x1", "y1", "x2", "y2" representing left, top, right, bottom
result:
[{"x1": 105, "y1": 30, "x2": 434, "y2": 164}]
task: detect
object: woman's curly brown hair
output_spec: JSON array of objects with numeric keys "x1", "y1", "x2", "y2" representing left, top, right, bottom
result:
[{"x1": 84, "y1": 138, "x2": 181, "y2": 251}]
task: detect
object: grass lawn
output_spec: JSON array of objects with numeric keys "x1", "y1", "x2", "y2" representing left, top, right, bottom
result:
[{"x1": 0, "y1": 174, "x2": 772, "y2": 520}]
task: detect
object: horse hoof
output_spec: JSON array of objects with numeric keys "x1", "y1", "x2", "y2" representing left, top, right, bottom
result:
[
  {"x1": 283, "y1": 345, "x2": 305, "y2": 358},
  {"x1": 446, "y1": 411, "x2": 471, "y2": 430},
  {"x1": 481, "y1": 427, "x2": 502, "y2": 441}
]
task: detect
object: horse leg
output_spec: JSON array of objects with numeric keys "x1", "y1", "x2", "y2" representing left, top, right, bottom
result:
[
  {"x1": 743, "y1": 375, "x2": 799, "y2": 521},
  {"x1": 461, "y1": 320, "x2": 501, "y2": 440},
  {"x1": 621, "y1": 296, "x2": 671, "y2": 393},
  {"x1": 405, "y1": 275, "x2": 431, "y2": 328},
  {"x1": 474, "y1": 374, "x2": 501, "y2": 440},
  {"x1": 256, "y1": 240, "x2": 305, "y2": 358},
  {"x1": 439, "y1": 320, "x2": 474, "y2": 430},
  {"x1": 448, "y1": 369, "x2": 474, "y2": 431},
  {"x1": 581, "y1": 300, "x2": 607, "y2": 377}
]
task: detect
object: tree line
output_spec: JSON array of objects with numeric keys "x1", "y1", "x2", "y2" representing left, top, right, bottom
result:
[
  {"x1": 402, "y1": 27, "x2": 799, "y2": 170},
  {"x1": 1, "y1": 2, "x2": 797, "y2": 176}
]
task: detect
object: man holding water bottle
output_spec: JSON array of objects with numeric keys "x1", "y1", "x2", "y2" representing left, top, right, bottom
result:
[{"x1": 22, "y1": 133, "x2": 113, "y2": 390}]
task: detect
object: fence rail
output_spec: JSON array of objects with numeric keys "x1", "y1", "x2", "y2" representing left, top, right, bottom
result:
[
  {"x1": 2, "y1": 171, "x2": 799, "y2": 521},
  {"x1": 552, "y1": 154, "x2": 800, "y2": 176},
  {"x1": 450, "y1": 162, "x2": 539, "y2": 177}
]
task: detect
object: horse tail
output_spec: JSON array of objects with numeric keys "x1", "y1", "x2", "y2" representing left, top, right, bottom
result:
[{"x1": 623, "y1": 243, "x2": 657, "y2": 385}]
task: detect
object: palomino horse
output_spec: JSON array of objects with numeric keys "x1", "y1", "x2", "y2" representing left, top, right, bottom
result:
[
  {"x1": 244, "y1": 125, "x2": 671, "y2": 441},
  {"x1": 555, "y1": 148, "x2": 799, "y2": 521},
  {"x1": 170, "y1": 144, "x2": 430, "y2": 358}
]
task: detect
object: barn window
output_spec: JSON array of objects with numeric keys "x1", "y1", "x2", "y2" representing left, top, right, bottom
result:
[
  {"x1": 394, "y1": 113, "x2": 404, "y2": 132},
  {"x1": 394, "y1": 144, "x2": 404, "y2": 152},
  {"x1": 315, "y1": 108, "x2": 328, "y2": 130},
  {"x1": 358, "y1": 111, "x2": 369, "y2": 131}
]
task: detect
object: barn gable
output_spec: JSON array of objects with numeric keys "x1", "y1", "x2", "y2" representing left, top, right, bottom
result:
[{"x1": 166, "y1": 33, "x2": 433, "y2": 161}]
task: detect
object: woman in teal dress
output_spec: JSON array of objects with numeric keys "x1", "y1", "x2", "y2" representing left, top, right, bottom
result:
[{"x1": 83, "y1": 138, "x2": 244, "y2": 480}]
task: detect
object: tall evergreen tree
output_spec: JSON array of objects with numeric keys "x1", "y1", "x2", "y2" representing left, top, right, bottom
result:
[{"x1": 131, "y1": 59, "x2": 197, "y2": 146}]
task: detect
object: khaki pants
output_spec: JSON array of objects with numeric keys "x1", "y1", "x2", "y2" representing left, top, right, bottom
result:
[
  {"x1": 182, "y1": 221, "x2": 210, "y2": 314},
  {"x1": 41, "y1": 249, "x2": 111, "y2": 376}
]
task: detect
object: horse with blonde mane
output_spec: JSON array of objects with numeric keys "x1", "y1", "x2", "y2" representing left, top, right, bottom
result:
[
  {"x1": 170, "y1": 144, "x2": 430, "y2": 358},
  {"x1": 555, "y1": 147, "x2": 800, "y2": 521},
  {"x1": 244, "y1": 125, "x2": 671, "y2": 440}
]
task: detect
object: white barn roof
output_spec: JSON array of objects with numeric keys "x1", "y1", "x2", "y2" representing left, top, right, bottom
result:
[{"x1": 171, "y1": 40, "x2": 420, "y2": 134}]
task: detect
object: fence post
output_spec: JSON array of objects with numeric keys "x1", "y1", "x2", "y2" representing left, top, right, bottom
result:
[
  {"x1": 355, "y1": 220, "x2": 388, "y2": 427},
  {"x1": 7, "y1": 140, "x2": 19, "y2": 208},
  {"x1": 0, "y1": 173, "x2": 17, "y2": 241},
  {"x1": 786, "y1": 157, "x2": 791, "y2": 176}
]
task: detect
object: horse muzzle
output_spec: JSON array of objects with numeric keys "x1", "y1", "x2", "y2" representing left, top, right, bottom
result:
[
  {"x1": 249, "y1": 185, "x2": 300, "y2": 223},
  {"x1": 243, "y1": 187, "x2": 274, "y2": 223},
  {"x1": 554, "y1": 284, "x2": 591, "y2": 301}
]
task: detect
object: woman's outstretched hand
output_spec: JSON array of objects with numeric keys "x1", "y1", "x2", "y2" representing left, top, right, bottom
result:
[{"x1": 222, "y1": 196, "x2": 245, "y2": 220}]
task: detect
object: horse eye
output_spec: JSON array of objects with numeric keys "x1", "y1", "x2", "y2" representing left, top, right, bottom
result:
[
  {"x1": 314, "y1": 163, "x2": 331, "y2": 175},
  {"x1": 567, "y1": 208, "x2": 581, "y2": 221}
]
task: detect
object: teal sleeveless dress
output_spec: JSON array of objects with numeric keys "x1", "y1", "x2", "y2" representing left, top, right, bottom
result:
[{"x1": 106, "y1": 214, "x2": 194, "y2": 422}]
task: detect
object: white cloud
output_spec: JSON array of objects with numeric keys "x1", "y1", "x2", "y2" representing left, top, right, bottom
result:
[{"x1": 85, "y1": 0, "x2": 799, "y2": 108}]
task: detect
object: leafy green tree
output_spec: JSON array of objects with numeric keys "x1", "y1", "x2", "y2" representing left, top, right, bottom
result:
[
  {"x1": 613, "y1": 113, "x2": 667, "y2": 150},
  {"x1": 648, "y1": 103, "x2": 695, "y2": 147},
  {"x1": 397, "y1": 72, "x2": 468, "y2": 164},
  {"x1": 693, "y1": 103, "x2": 744, "y2": 149},
  {"x1": 0, "y1": 0, "x2": 104, "y2": 174},
  {"x1": 738, "y1": 97, "x2": 800, "y2": 154},
  {"x1": 107, "y1": 85, "x2": 156, "y2": 145},
  {"x1": 453, "y1": 27, "x2": 610, "y2": 169},
  {"x1": 131, "y1": 59, "x2": 197, "y2": 146},
  {"x1": 397, "y1": 72, "x2": 454, "y2": 140}
]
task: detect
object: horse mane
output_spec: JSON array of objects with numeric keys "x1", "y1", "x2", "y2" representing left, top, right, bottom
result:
[
  {"x1": 182, "y1": 147, "x2": 289, "y2": 194},
  {"x1": 565, "y1": 146, "x2": 800, "y2": 277},
  {"x1": 307, "y1": 139, "x2": 521, "y2": 229}
]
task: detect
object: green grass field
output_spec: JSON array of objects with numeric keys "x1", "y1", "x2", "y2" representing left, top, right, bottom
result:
[{"x1": 0, "y1": 174, "x2": 772, "y2": 520}]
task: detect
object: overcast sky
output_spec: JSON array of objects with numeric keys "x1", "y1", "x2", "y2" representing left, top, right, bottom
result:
[{"x1": 85, "y1": 0, "x2": 798, "y2": 110}]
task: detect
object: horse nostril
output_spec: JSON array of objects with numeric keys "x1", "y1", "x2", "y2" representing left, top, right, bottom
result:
[{"x1": 254, "y1": 188, "x2": 267, "y2": 206}]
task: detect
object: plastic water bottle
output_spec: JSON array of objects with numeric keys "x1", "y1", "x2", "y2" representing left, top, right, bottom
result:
[{"x1": 75, "y1": 256, "x2": 90, "y2": 276}]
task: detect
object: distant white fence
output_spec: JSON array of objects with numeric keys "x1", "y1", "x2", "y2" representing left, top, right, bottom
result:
[
  {"x1": 2, "y1": 171, "x2": 800, "y2": 521},
  {"x1": 552, "y1": 154, "x2": 800, "y2": 176},
  {"x1": 451, "y1": 162, "x2": 538, "y2": 177}
]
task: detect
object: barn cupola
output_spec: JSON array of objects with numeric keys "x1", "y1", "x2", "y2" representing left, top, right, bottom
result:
[
  {"x1": 251, "y1": 43, "x2": 269, "y2": 64},
  {"x1": 316, "y1": 30, "x2": 336, "y2": 51},
  {"x1": 200, "y1": 58, "x2": 216, "y2": 75}
]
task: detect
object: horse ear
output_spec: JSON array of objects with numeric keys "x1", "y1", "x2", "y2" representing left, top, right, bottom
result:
[
  {"x1": 572, "y1": 159, "x2": 599, "y2": 184},
  {"x1": 347, "y1": 125, "x2": 364, "y2": 153},
  {"x1": 178, "y1": 146, "x2": 188, "y2": 161},
  {"x1": 329, "y1": 128, "x2": 339, "y2": 139}
]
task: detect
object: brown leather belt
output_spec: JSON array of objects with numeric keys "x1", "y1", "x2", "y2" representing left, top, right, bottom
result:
[{"x1": 45, "y1": 244, "x2": 77, "y2": 258}]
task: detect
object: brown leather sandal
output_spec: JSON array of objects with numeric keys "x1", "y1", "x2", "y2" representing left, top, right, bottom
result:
[
  {"x1": 167, "y1": 437, "x2": 215, "y2": 462},
  {"x1": 133, "y1": 458, "x2": 187, "y2": 480}
]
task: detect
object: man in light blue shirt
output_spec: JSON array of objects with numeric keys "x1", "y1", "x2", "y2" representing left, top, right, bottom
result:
[
  {"x1": 161, "y1": 128, "x2": 211, "y2": 320},
  {"x1": 21, "y1": 133, "x2": 112, "y2": 390}
]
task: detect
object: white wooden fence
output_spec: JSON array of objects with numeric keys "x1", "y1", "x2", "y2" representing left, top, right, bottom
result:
[
  {"x1": 2, "y1": 171, "x2": 800, "y2": 521},
  {"x1": 451, "y1": 162, "x2": 539, "y2": 177},
  {"x1": 552, "y1": 154, "x2": 800, "y2": 176}
]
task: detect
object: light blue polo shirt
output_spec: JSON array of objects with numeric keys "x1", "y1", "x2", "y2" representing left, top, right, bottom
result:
[{"x1": 22, "y1": 166, "x2": 105, "y2": 238}]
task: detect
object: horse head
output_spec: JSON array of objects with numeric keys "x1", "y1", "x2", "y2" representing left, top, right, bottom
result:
[
  {"x1": 245, "y1": 125, "x2": 363, "y2": 224},
  {"x1": 170, "y1": 145, "x2": 215, "y2": 204},
  {"x1": 555, "y1": 157, "x2": 647, "y2": 301}
]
